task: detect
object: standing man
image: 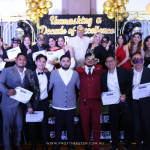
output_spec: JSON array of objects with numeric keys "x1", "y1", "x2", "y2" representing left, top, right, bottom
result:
[
  {"x1": 49, "y1": 55, "x2": 80, "y2": 150},
  {"x1": 0, "y1": 53, "x2": 31, "y2": 150},
  {"x1": 129, "y1": 54, "x2": 150, "y2": 150},
  {"x1": 26, "y1": 33, "x2": 48, "y2": 71},
  {"x1": 68, "y1": 25, "x2": 90, "y2": 67},
  {"x1": 24, "y1": 54, "x2": 50, "y2": 150},
  {"x1": 76, "y1": 53, "x2": 105, "y2": 150},
  {"x1": 101, "y1": 54, "x2": 132, "y2": 150}
]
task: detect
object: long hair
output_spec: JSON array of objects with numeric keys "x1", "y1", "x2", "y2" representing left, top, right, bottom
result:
[
  {"x1": 117, "y1": 34, "x2": 127, "y2": 46},
  {"x1": 143, "y1": 35, "x2": 150, "y2": 52},
  {"x1": 0, "y1": 38, "x2": 4, "y2": 50},
  {"x1": 91, "y1": 32, "x2": 104, "y2": 45},
  {"x1": 48, "y1": 36, "x2": 60, "y2": 48},
  {"x1": 129, "y1": 33, "x2": 142, "y2": 55}
]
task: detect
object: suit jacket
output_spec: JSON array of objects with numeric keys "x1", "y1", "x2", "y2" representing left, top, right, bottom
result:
[
  {"x1": 26, "y1": 44, "x2": 48, "y2": 71},
  {"x1": 76, "y1": 65, "x2": 105, "y2": 100},
  {"x1": 101, "y1": 67, "x2": 131, "y2": 99},
  {"x1": 23, "y1": 70, "x2": 50, "y2": 110},
  {"x1": 128, "y1": 67, "x2": 150, "y2": 111},
  {"x1": 0, "y1": 65, "x2": 31, "y2": 108}
]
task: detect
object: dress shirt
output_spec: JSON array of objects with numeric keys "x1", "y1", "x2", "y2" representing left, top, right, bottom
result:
[
  {"x1": 68, "y1": 35, "x2": 90, "y2": 67},
  {"x1": 36, "y1": 70, "x2": 48, "y2": 100},
  {"x1": 16, "y1": 67, "x2": 26, "y2": 84},
  {"x1": 37, "y1": 43, "x2": 45, "y2": 51},
  {"x1": 107, "y1": 67, "x2": 120, "y2": 91},
  {"x1": 133, "y1": 68, "x2": 143, "y2": 86},
  {"x1": 85, "y1": 65, "x2": 95, "y2": 75}
]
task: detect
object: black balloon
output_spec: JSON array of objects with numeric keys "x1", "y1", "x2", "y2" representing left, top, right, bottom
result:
[
  {"x1": 134, "y1": 22, "x2": 141, "y2": 27},
  {"x1": 24, "y1": 26, "x2": 30, "y2": 33},
  {"x1": 124, "y1": 34, "x2": 129, "y2": 42},
  {"x1": 17, "y1": 21, "x2": 22, "y2": 27},
  {"x1": 22, "y1": 22, "x2": 27, "y2": 28},
  {"x1": 126, "y1": 22, "x2": 134, "y2": 32},
  {"x1": 128, "y1": 31, "x2": 132, "y2": 38}
]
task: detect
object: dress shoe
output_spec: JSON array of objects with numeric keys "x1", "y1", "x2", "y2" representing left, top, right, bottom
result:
[
  {"x1": 68, "y1": 144, "x2": 75, "y2": 150},
  {"x1": 14, "y1": 145, "x2": 24, "y2": 150},
  {"x1": 51, "y1": 144, "x2": 61, "y2": 150},
  {"x1": 43, "y1": 144, "x2": 48, "y2": 150},
  {"x1": 85, "y1": 144, "x2": 91, "y2": 150},
  {"x1": 124, "y1": 146, "x2": 133, "y2": 150},
  {"x1": 30, "y1": 145, "x2": 38, "y2": 150},
  {"x1": 109, "y1": 146, "x2": 118, "y2": 150}
]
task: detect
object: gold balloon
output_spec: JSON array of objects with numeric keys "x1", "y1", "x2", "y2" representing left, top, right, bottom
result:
[
  {"x1": 108, "y1": 0, "x2": 115, "y2": 3},
  {"x1": 30, "y1": 17, "x2": 35, "y2": 22},
  {"x1": 45, "y1": 1, "x2": 52, "y2": 8},
  {"x1": 107, "y1": 11, "x2": 115, "y2": 19},
  {"x1": 30, "y1": 10, "x2": 37, "y2": 20},
  {"x1": 37, "y1": 8, "x2": 41, "y2": 13},
  {"x1": 38, "y1": 1, "x2": 45, "y2": 8},
  {"x1": 40, "y1": 0, "x2": 46, "y2": 1},
  {"x1": 41, "y1": 8, "x2": 48, "y2": 14},
  {"x1": 123, "y1": 11, "x2": 129, "y2": 18},
  {"x1": 118, "y1": 5, "x2": 126, "y2": 13},
  {"x1": 30, "y1": 2, "x2": 38, "y2": 10},
  {"x1": 26, "y1": 9, "x2": 32, "y2": 16},
  {"x1": 26, "y1": 2, "x2": 30, "y2": 7},
  {"x1": 26, "y1": 0, "x2": 32, "y2": 2},
  {"x1": 103, "y1": 1, "x2": 112, "y2": 11},
  {"x1": 116, "y1": 0, "x2": 123, "y2": 6},
  {"x1": 115, "y1": 8, "x2": 119, "y2": 13},
  {"x1": 113, "y1": 2, "x2": 118, "y2": 8},
  {"x1": 123, "y1": 0, "x2": 129, "y2": 4},
  {"x1": 103, "y1": 9, "x2": 109, "y2": 14},
  {"x1": 117, "y1": 15, "x2": 124, "y2": 22},
  {"x1": 39, "y1": 12, "x2": 44, "y2": 18},
  {"x1": 32, "y1": 0, "x2": 40, "y2": 3},
  {"x1": 111, "y1": 6, "x2": 115, "y2": 12}
]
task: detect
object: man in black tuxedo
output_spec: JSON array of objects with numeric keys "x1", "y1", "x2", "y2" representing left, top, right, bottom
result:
[
  {"x1": 24, "y1": 54, "x2": 50, "y2": 150},
  {"x1": 101, "y1": 54, "x2": 132, "y2": 150},
  {"x1": 26, "y1": 33, "x2": 48, "y2": 71},
  {"x1": 129, "y1": 54, "x2": 150, "y2": 150}
]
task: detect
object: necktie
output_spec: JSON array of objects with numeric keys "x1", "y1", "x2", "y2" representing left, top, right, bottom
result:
[
  {"x1": 38, "y1": 72, "x2": 43, "y2": 75},
  {"x1": 88, "y1": 69, "x2": 91, "y2": 76}
]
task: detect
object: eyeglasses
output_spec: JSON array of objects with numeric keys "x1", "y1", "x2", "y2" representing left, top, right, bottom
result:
[
  {"x1": 132, "y1": 58, "x2": 143, "y2": 64},
  {"x1": 37, "y1": 36, "x2": 45, "y2": 41},
  {"x1": 106, "y1": 59, "x2": 115, "y2": 63},
  {"x1": 101, "y1": 40, "x2": 108, "y2": 44}
]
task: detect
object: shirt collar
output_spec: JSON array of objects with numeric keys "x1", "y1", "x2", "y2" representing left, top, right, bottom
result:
[
  {"x1": 36, "y1": 69, "x2": 44, "y2": 75},
  {"x1": 134, "y1": 67, "x2": 143, "y2": 74},
  {"x1": 16, "y1": 66, "x2": 26, "y2": 74},
  {"x1": 59, "y1": 67, "x2": 71, "y2": 74},
  {"x1": 108, "y1": 67, "x2": 117, "y2": 75},
  {"x1": 85, "y1": 65, "x2": 95, "y2": 70},
  {"x1": 37, "y1": 43, "x2": 44, "y2": 48}
]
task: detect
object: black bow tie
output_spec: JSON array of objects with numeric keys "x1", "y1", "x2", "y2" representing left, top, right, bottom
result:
[{"x1": 38, "y1": 72, "x2": 44, "y2": 75}]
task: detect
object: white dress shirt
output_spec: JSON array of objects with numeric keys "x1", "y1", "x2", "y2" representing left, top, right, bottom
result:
[
  {"x1": 36, "y1": 70, "x2": 48, "y2": 100},
  {"x1": 133, "y1": 68, "x2": 143, "y2": 86},
  {"x1": 107, "y1": 67, "x2": 120, "y2": 91},
  {"x1": 68, "y1": 35, "x2": 90, "y2": 67},
  {"x1": 85, "y1": 65, "x2": 95, "y2": 75},
  {"x1": 16, "y1": 67, "x2": 26, "y2": 84}
]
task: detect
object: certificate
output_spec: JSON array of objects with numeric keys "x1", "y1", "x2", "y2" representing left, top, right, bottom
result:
[
  {"x1": 26, "y1": 111, "x2": 44, "y2": 122},
  {"x1": 10, "y1": 87, "x2": 33, "y2": 104},
  {"x1": 0, "y1": 61, "x2": 6, "y2": 71},
  {"x1": 32, "y1": 50, "x2": 46, "y2": 61},
  {"x1": 7, "y1": 47, "x2": 21, "y2": 60},
  {"x1": 132, "y1": 83, "x2": 150, "y2": 99},
  {"x1": 101, "y1": 90, "x2": 121, "y2": 105}
]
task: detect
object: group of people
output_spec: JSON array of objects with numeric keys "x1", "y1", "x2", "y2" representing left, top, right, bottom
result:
[{"x1": 0, "y1": 24, "x2": 150, "y2": 150}]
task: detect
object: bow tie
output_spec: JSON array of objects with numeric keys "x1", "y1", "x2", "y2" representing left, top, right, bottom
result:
[{"x1": 38, "y1": 72, "x2": 44, "y2": 75}]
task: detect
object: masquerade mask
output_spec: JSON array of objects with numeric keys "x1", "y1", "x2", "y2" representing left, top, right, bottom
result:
[
  {"x1": 86, "y1": 54, "x2": 96, "y2": 62},
  {"x1": 101, "y1": 40, "x2": 108, "y2": 44},
  {"x1": 132, "y1": 57, "x2": 143, "y2": 64},
  {"x1": 77, "y1": 29, "x2": 85, "y2": 33},
  {"x1": 37, "y1": 36, "x2": 45, "y2": 41}
]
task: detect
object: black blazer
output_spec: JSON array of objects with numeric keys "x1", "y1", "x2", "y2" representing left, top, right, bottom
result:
[
  {"x1": 23, "y1": 70, "x2": 50, "y2": 110},
  {"x1": 101, "y1": 67, "x2": 131, "y2": 98}
]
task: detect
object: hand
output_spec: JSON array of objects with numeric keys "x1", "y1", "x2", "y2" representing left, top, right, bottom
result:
[
  {"x1": 117, "y1": 64, "x2": 120, "y2": 67},
  {"x1": 107, "y1": 40, "x2": 111, "y2": 46},
  {"x1": 120, "y1": 94, "x2": 126, "y2": 102},
  {"x1": 48, "y1": 60, "x2": 54, "y2": 65},
  {"x1": 44, "y1": 68, "x2": 48, "y2": 72},
  {"x1": 82, "y1": 65, "x2": 85, "y2": 69},
  {"x1": 8, "y1": 89, "x2": 16, "y2": 96},
  {"x1": 51, "y1": 67, "x2": 56, "y2": 73},
  {"x1": 27, "y1": 49, "x2": 32, "y2": 54},
  {"x1": 28, "y1": 108, "x2": 34, "y2": 114}
]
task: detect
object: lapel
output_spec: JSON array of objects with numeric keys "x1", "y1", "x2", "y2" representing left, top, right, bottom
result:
[
  {"x1": 33, "y1": 70, "x2": 39, "y2": 89},
  {"x1": 45, "y1": 72, "x2": 50, "y2": 91},
  {"x1": 140, "y1": 67, "x2": 146, "y2": 84},
  {"x1": 116, "y1": 67, "x2": 122, "y2": 86},
  {"x1": 13, "y1": 65, "x2": 22, "y2": 86}
]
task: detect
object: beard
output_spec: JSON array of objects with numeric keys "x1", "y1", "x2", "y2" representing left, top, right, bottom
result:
[{"x1": 62, "y1": 66, "x2": 70, "y2": 70}]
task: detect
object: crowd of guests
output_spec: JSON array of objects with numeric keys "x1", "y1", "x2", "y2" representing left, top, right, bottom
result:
[{"x1": 0, "y1": 25, "x2": 150, "y2": 150}]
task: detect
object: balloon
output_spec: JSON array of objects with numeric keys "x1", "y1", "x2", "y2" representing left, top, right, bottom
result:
[
  {"x1": 118, "y1": 5, "x2": 126, "y2": 14},
  {"x1": 124, "y1": 34, "x2": 129, "y2": 42},
  {"x1": 128, "y1": 31, "x2": 132, "y2": 37},
  {"x1": 17, "y1": 22, "x2": 22, "y2": 27},
  {"x1": 132, "y1": 27, "x2": 143, "y2": 35},
  {"x1": 115, "y1": 8, "x2": 119, "y2": 13},
  {"x1": 134, "y1": 22, "x2": 142, "y2": 27},
  {"x1": 113, "y1": 2, "x2": 118, "y2": 8},
  {"x1": 122, "y1": 11, "x2": 129, "y2": 18},
  {"x1": 41, "y1": 8, "x2": 48, "y2": 14},
  {"x1": 32, "y1": 0, "x2": 40, "y2": 2},
  {"x1": 30, "y1": 12, "x2": 37, "y2": 20},
  {"x1": 26, "y1": 2, "x2": 31, "y2": 7},
  {"x1": 126, "y1": 22, "x2": 134, "y2": 32},
  {"x1": 38, "y1": 1, "x2": 45, "y2": 8},
  {"x1": 26, "y1": 9, "x2": 32, "y2": 16},
  {"x1": 30, "y1": 17, "x2": 35, "y2": 22},
  {"x1": 45, "y1": 1, "x2": 52, "y2": 8},
  {"x1": 22, "y1": 22, "x2": 27, "y2": 28},
  {"x1": 103, "y1": 9, "x2": 109, "y2": 14},
  {"x1": 108, "y1": 0, "x2": 115, "y2": 3},
  {"x1": 146, "y1": 3, "x2": 150, "y2": 13},
  {"x1": 26, "y1": 0, "x2": 32, "y2": 2},
  {"x1": 37, "y1": 8, "x2": 41, "y2": 13},
  {"x1": 111, "y1": 7, "x2": 115, "y2": 12},
  {"x1": 123, "y1": 0, "x2": 129, "y2": 4},
  {"x1": 107, "y1": 11, "x2": 115, "y2": 19},
  {"x1": 118, "y1": 15, "x2": 124, "y2": 22},
  {"x1": 116, "y1": 0, "x2": 123, "y2": 6},
  {"x1": 103, "y1": 1, "x2": 112, "y2": 11},
  {"x1": 30, "y1": 2, "x2": 38, "y2": 10},
  {"x1": 40, "y1": 0, "x2": 46, "y2": 1},
  {"x1": 24, "y1": 26, "x2": 30, "y2": 33},
  {"x1": 39, "y1": 12, "x2": 44, "y2": 18}
]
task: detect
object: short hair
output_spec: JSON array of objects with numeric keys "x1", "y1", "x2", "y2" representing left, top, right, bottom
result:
[
  {"x1": 36, "y1": 54, "x2": 47, "y2": 61},
  {"x1": 102, "y1": 36, "x2": 110, "y2": 42},
  {"x1": 37, "y1": 33, "x2": 45, "y2": 37},
  {"x1": 105, "y1": 54, "x2": 115, "y2": 62},
  {"x1": 60, "y1": 55, "x2": 70, "y2": 61},
  {"x1": 16, "y1": 53, "x2": 26, "y2": 58},
  {"x1": 91, "y1": 32, "x2": 104, "y2": 44},
  {"x1": 77, "y1": 25, "x2": 84, "y2": 30},
  {"x1": 23, "y1": 35, "x2": 32, "y2": 45},
  {"x1": 85, "y1": 53, "x2": 92, "y2": 59},
  {"x1": 117, "y1": 34, "x2": 127, "y2": 45}
]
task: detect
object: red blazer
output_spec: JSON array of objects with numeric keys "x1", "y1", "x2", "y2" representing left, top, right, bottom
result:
[{"x1": 76, "y1": 65, "x2": 105, "y2": 100}]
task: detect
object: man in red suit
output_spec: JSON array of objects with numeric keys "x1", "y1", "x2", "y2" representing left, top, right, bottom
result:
[{"x1": 76, "y1": 53, "x2": 105, "y2": 150}]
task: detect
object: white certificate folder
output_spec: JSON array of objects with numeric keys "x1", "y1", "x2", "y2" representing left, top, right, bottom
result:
[
  {"x1": 26, "y1": 111, "x2": 44, "y2": 122},
  {"x1": 101, "y1": 91, "x2": 121, "y2": 105},
  {"x1": 6, "y1": 47, "x2": 21, "y2": 60}
]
